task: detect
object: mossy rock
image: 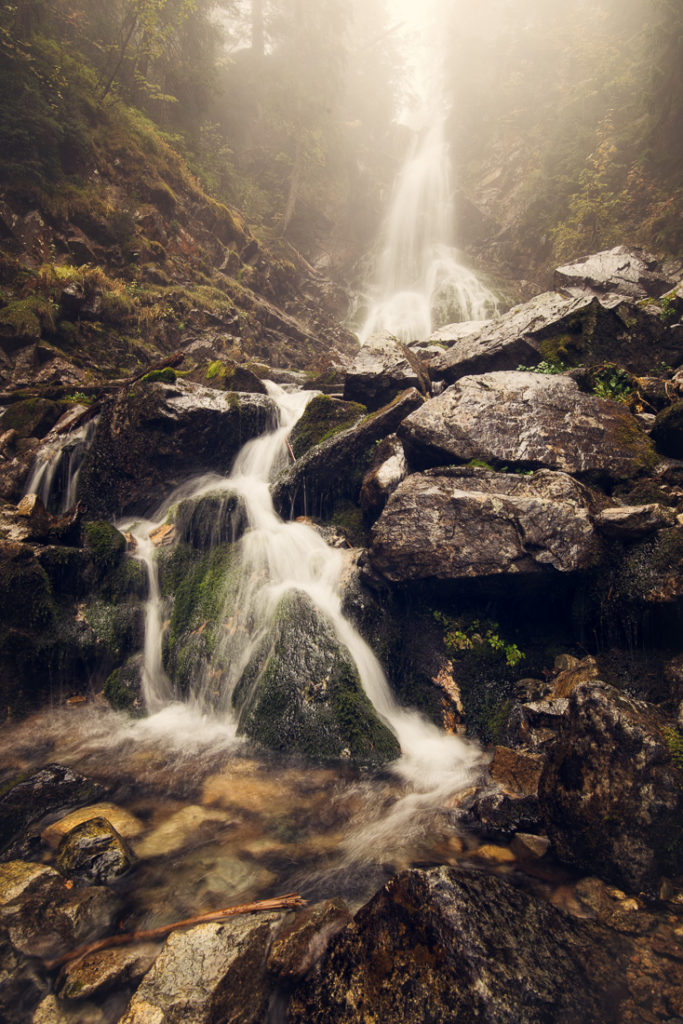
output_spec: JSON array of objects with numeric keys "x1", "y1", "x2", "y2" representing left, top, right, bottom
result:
[
  {"x1": 82, "y1": 521, "x2": 126, "y2": 576},
  {"x1": 205, "y1": 359, "x2": 267, "y2": 395},
  {"x1": 0, "y1": 398, "x2": 63, "y2": 439},
  {"x1": 171, "y1": 490, "x2": 247, "y2": 549},
  {"x1": 289, "y1": 396, "x2": 367, "y2": 459},
  {"x1": 84, "y1": 598, "x2": 142, "y2": 663},
  {"x1": 104, "y1": 655, "x2": 144, "y2": 715},
  {"x1": 234, "y1": 591, "x2": 400, "y2": 765},
  {"x1": 651, "y1": 401, "x2": 683, "y2": 459}
]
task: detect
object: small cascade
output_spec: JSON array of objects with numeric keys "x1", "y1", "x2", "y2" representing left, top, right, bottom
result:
[
  {"x1": 24, "y1": 416, "x2": 99, "y2": 512},
  {"x1": 123, "y1": 381, "x2": 483, "y2": 830},
  {"x1": 358, "y1": 6, "x2": 498, "y2": 344}
]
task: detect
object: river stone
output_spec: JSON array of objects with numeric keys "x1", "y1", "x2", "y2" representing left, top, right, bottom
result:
[
  {"x1": 0, "y1": 861, "x2": 61, "y2": 905},
  {"x1": 538, "y1": 683, "x2": 683, "y2": 894},
  {"x1": 0, "y1": 765, "x2": 106, "y2": 854},
  {"x1": 369, "y1": 467, "x2": 599, "y2": 583},
  {"x1": 287, "y1": 866, "x2": 628, "y2": 1024},
  {"x1": 56, "y1": 817, "x2": 136, "y2": 884},
  {"x1": 77, "y1": 381, "x2": 278, "y2": 519},
  {"x1": 0, "y1": 927, "x2": 47, "y2": 1024},
  {"x1": 273, "y1": 388, "x2": 424, "y2": 525},
  {"x1": 234, "y1": 590, "x2": 400, "y2": 765},
  {"x1": 343, "y1": 331, "x2": 430, "y2": 410},
  {"x1": 117, "y1": 913, "x2": 282, "y2": 1024},
  {"x1": 288, "y1": 395, "x2": 367, "y2": 460},
  {"x1": 399, "y1": 371, "x2": 656, "y2": 481},
  {"x1": 58, "y1": 942, "x2": 161, "y2": 1001},
  {"x1": 41, "y1": 803, "x2": 144, "y2": 849},
  {"x1": 553, "y1": 246, "x2": 677, "y2": 299},
  {"x1": 1, "y1": 882, "x2": 121, "y2": 959}
]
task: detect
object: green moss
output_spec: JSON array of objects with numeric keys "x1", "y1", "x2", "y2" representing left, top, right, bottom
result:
[
  {"x1": 664, "y1": 728, "x2": 683, "y2": 774},
  {"x1": 329, "y1": 500, "x2": 367, "y2": 547},
  {"x1": 83, "y1": 521, "x2": 126, "y2": 575},
  {"x1": 84, "y1": 600, "x2": 139, "y2": 661},
  {"x1": 0, "y1": 294, "x2": 57, "y2": 339},
  {"x1": 330, "y1": 662, "x2": 400, "y2": 763},
  {"x1": 141, "y1": 367, "x2": 176, "y2": 384},
  {"x1": 103, "y1": 660, "x2": 143, "y2": 715},
  {"x1": 289, "y1": 396, "x2": 367, "y2": 459}
]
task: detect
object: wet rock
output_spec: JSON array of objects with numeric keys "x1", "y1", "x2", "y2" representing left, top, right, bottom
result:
[
  {"x1": 548, "y1": 655, "x2": 600, "y2": 698},
  {"x1": 0, "y1": 765, "x2": 106, "y2": 854},
  {"x1": 343, "y1": 331, "x2": 430, "y2": 410},
  {"x1": 553, "y1": 246, "x2": 677, "y2": 299},
  {"x1": 0, "y1": 862, "x2": 61, "y2": 905},
  {"x1": 201, "y1": 359, "x2": 268, "y2": 395},
  {"x1": 172, "y1": 489, "x2": 247, "y2": 549},
  {"x1": 235, "y1": 590, "x2": 400, "y2": 765},
  {"x1": 573, "y1": 877, "x2": 653, "y2": 937},
  {"x1": 651, "y1": 400, "x2": 683, "y2": 459},
  {"x1": 510, "y1": 833, "x2": 550, "y2": 859},
  {"x1": 503, "y1": 699, "x2": 569, "y2": 751},
  {"x1": 288, "y1": 395, "x2": 367, "y2": 460},
  {"x1": 359, "y1": 435, "x2": 407, "y2": 522},
  {"x1": 41, "y1": 803, "x2": 144, "y2": 850},
  {"x1": 466, "y1": 789, "x2": 542, "y2": 839},
  {"x1": 399, "y1": 372, "x2": 657, "y2": 482},
  {"x1": 0, "y1": 495, "x2": 51, "y2": 542},
  {"x1": 274, "y1": 388, "x2": 424, "y2": 529},
  {"x1": 118, "y1": 913, "x2": 282, "y2": 1024},
  {"x1": 1, "y1": 880, "x2": 121, "y2": 959},
  {"x1": 429, "y1": 291, "x2": 593, "y2": 382},
  {"x1": 369, "y1": 467, "x2": 599, "y2": 583},
  {"x1": 595, "y1": 503, "x2": 676, "y2": 539},
  {"x1": 489, "y1": 745, "x2": 544, "y2": 796},
  {"x1": 57, "y1": 942, "x2": 161, "y2": 1001},
  {"x1": 0, "y1": 927, "x2": 47, "y2": 1024},
  {"x1": 267, "y1": 900, "x2": 352, "y2": 982},
  {"x1": 287, "y1": 866, "x2": 628, "y2": 1024},
  {"x1": 77, "y1": 381, "x2": 278, "y2": 519},
  {"x1": 539, "y1": 683, "x2": 683, "y2": 893},
  {"x1": 56, "y1": 817, "x2": 136, "y2": 884}
]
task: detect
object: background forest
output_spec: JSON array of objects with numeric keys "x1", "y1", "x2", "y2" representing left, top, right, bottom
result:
[{"x1": 1, "y1": 0, "x2": 681, "y2": 298}]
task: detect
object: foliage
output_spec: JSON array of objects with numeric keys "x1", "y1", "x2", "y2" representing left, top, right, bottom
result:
[
  {"x1": 591, "y1": 364, "x2": 636, "y2": 402},
  {"x1": 664, "y1": 728, "x2": 683, "y2": 775},
  {"x1": 516, "y1": 360, "x2": 569, "y2": 375},
  {"x1": 434, "y1": 612, "x2": 525, "y2": 669}
]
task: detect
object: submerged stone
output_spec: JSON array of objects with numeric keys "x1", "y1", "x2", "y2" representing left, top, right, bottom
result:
[
  {"x1": 56, "y1": 817, "x2": 136, "y2": 884},
  {"x1": 234, "y1": 591, "x2": 400, "y2": 765}
]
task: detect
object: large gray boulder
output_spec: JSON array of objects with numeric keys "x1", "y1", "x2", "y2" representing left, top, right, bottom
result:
[
  {"x1": 553, "y1": 246, "x2": 679, "y2": 299},
  {"x1": 77, "y1": 380, "x2": 277, "y2": 519},
  {"x1": 539, "y1": 683, "x2": 683, "y2": 894},
  {"x1": 369, "y1": 467, "x2": 599, "y2": 583},
  {"x1": 288, "y1": 866, "x2": 628, "y2": 1024},
  {"x1": 343, "y1": 332, "x2": 430, "y2": 410},
  {"x1": 399, "y1": 372, "x2": 657, "y2": 482}
]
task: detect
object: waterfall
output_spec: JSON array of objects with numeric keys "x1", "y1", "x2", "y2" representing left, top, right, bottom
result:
[
  {"x1": 24, "y1": 416, "x2": 99, "y2": 513},
  {"x1": 123, "y1": 382, "x2": 483, "y2": 797},
  {"x1": 358, "y1": 4, "x2": 498, "y2": 344}
]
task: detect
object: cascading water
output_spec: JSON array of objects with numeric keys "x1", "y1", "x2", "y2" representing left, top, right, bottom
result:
[
  {"x1": 358, "y1": 4, "x2": 498, "y2": 344},
  {"x1": 122, "y1": 381, "x2": 483, "y2": 846},
  {"x1": 24, "y1": 416, "x2": 99, "y2": 512}
]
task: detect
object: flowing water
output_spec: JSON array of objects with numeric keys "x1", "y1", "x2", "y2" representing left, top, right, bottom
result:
[
  {"x1": 357, "y1": 5, "x2": 498, "y2": 344},
  {"x1": 24, "y1": 416, "x2": 99, "y2": 513},
  {"x1": 3, "y1": 382, "x2": 488, "y2": 929}
]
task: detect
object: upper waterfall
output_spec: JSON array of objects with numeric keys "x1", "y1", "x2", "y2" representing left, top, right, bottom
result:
[{"x1": 358, "y1": 1, "x2": 498, "y2": 344}]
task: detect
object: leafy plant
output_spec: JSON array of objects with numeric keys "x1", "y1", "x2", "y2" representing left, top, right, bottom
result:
[
  {"x1": 591, "y1": 364, "x2": 635, "y2": 402},
  {"x1": 516, "y1": 360, "x2": 569, "y2": 374},
  {"x1": 434, "y1": 612, "x2": 525, "y2": 668}
]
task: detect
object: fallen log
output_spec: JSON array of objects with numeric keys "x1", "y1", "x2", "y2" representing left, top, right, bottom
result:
[{"x1": 43, "y1": 892, "x2": 306, "y2": 972}]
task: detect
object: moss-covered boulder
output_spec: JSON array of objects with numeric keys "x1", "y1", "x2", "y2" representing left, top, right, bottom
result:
[
  {"x1": 171, "y1": 490, "x2": 247, "y2": 549},
  {"x1": 77, "y1": 380, "x2": 277, "y2": 519},
  {"x1": 234, "y1": 591, "x2": 400, "y2": 765},
  {"x1": 0, "y1": 398, "x2": 63, "y2": 439},
  {"x1": 204, "y1": 359, "x2": 267, "y2": 395},
  {"x1": 289, "y1": 395, "x2": 367, "y2": 459}
]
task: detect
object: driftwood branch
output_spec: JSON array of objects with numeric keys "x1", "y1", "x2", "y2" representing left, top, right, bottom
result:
[{"x1": 43, "y1": 891, "x2": 306, "y2": 972}]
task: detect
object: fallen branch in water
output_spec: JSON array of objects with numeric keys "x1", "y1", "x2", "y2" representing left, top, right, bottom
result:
[{"x1": 43, "y1": 891, "x2": 307, "y2": 971}]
